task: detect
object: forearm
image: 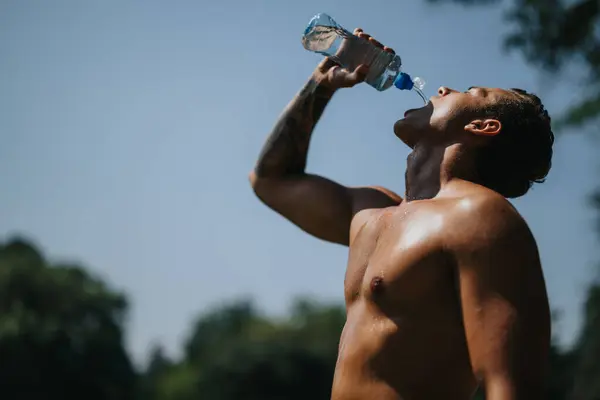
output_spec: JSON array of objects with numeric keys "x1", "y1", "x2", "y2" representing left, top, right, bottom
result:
[
  {"x1": 483, "y1": 372, "x2": 545, "y2": 400},
  {"x1": 483, "y1": 375, "x2": 516, "y2": 400},
  {"x1": 254, "y1": 76, "x2": 335, "y2": 178}
]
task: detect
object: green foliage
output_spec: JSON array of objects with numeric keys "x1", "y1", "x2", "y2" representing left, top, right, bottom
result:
[
  {"x1": 0, "y1": 237, "x2": 136, "y2": 400},
  {"x1": 145, "y1": 298, "x2": 345, "y2": 400},
  {"x1": 569, "y1": 284, "x2": 600, "y2": 400},
  {"x1": 426, "y1": 0, "x2": 600, "y2": 128}
]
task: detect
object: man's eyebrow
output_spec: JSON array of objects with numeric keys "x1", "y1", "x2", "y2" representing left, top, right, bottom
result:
[{"x1": 467, "y1": 86, "x2": 488, "y2": 96}]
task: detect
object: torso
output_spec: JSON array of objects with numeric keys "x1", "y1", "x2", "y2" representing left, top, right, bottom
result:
[{"x1": 332, "y1": 198, "x2": 479, "y2": 400}]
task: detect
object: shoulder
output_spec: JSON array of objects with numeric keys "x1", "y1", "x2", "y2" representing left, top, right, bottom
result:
[
  {"x1": 444, "y1": 188, "x2": 536, "y2": 255},
  {"x1": 347, "y1": 186, "x2": 403, "y2": 243},
  {"x1": 445, "y1": 190, "x2": 544, "y2": 299},
  {"x1": 349, "y1": 185, "x2": 403, "y2": 213}
]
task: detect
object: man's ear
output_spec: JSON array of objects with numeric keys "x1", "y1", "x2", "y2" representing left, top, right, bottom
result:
[{"x1": 464, "y1": 119, "x2": 502, "y2": 137}]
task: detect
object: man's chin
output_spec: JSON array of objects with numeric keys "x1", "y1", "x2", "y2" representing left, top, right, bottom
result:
[
  {"x1": 394, "y1": 119, "x2": 417, "y2": 149},
  {"x1": 394, "y1": 102, "x2": 433, "y2": 148}
]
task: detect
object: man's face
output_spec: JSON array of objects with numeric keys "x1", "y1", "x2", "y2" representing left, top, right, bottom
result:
[{"x1": 394, "y1": 86, "x2": 518, "y2": 148}]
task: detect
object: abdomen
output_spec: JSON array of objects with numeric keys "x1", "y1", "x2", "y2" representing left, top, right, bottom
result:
[{"x1": 332, "y1": 301, "x2": 477, "y2": 400}]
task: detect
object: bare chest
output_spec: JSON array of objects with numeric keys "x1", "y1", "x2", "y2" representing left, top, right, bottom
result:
[{"x1": 344, "y1": 205, "x2": 452, "y2": 308}]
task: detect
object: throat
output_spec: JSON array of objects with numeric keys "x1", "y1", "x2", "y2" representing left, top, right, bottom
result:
[
  {"x1": 404, "y1": 146, "x2": 444, "y2": 201},
  {"x1": 404, "y1": 143, "x2": 480, "y2": 201}
]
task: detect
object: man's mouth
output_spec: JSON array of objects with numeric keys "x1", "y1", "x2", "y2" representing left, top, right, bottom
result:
[{"x1": 403, "y1": 102, "x2": 431, "y2": 117}]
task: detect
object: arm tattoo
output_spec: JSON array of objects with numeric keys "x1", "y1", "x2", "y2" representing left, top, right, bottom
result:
[{"x1": 254, "y1": 78, "x2": 335, "y2": 177}]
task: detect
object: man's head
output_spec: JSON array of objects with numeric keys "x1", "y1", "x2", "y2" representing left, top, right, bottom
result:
[{"x1": 394, "y1": 86, "x2": 554, "y2": 198}]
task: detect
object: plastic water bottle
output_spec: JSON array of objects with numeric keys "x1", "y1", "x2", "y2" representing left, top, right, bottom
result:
[{"x1": 301, "y1": 13, "x2": 427, "y2": 103}]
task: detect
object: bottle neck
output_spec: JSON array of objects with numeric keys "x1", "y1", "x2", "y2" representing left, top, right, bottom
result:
[{"x1": 394, "y1": 72, "x2": 414, "y2": 91}]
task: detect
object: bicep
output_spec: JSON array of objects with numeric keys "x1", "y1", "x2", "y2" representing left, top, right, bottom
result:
[
  {"x1": 251, "y1": 173, "x2": 401, "y2": 245},
  {"x1": 455, "y1": 221, "x2": 550, "y2": 398},
  {"x1": 457, "y1": 254, "x2": 520, "y2": 382}
]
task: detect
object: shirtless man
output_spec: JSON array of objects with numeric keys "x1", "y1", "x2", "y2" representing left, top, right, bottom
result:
[{"x1": 249, "y1": 29, "x2": 554, "y2": 400}]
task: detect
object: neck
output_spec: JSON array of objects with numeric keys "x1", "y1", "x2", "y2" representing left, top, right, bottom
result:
[{"x1": 404, "y1": 142, "x2": 479, "y2": 202}]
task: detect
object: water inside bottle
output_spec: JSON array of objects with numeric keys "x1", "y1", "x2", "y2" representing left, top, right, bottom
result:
[
  {"x1": 407, "y1": 77, "x2": 428, "y2": 104},
  {"x1": 302, "y1": 25, "x2": 350, "y2": 54},
  {"x1": 413, "y1": 87, "x2": 428, "y2": 104}
]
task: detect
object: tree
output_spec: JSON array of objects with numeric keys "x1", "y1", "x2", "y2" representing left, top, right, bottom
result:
[
  {"x1": 137, "y1": 344, "x2": 173, "y2": 400},
  {"x1": 565, "y1": 193, "x2": 600, "y2": 400},
  {"x1": 568, "y1": 285, "x2": 600, "y2": 400},
  {"x1": 0, "y1": 237, "x2": 136, "y2": 400},
  {"x1": 146, "y1": 298, "x2": 346, "y2": 400},
  {"x1": 427, "y1": 0, "x2": 600, "y2": 128}
]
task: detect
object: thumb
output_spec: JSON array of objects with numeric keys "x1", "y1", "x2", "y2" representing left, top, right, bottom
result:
[
  {"x1": 317, "y1": 57, "x2": 340, "y2": 73},
  {"x1": 346, "y1": 64, "x2": 369, "y2": 84}
]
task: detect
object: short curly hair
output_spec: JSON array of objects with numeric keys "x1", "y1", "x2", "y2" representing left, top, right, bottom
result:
[{"x1": 475, "y1": 89, "x2": 555, "y2": 198}]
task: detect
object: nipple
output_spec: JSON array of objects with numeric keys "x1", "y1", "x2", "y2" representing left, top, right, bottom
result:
[{"x1": 370, "y1": 276, "x2": 384, "y2": 294}]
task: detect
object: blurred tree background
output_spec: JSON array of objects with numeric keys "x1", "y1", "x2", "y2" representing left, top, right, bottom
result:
[
  {"x1": 0, "y1": 237, "x2": 346, "y2": 399},
  {"x1": 1, "y1": 0, "x2": 599, "y2": 399},
  {"x1": 0, "y1": 238, "x2": 136, "y2": 400}
]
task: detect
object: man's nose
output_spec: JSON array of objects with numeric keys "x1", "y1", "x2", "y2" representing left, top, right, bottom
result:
[{"x1": 438, "y1": 86, "x2": 455, "y2": 97}]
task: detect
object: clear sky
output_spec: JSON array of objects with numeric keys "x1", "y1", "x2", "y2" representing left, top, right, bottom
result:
[{"x1": 1, "y1": 0, "x2": 597, "y2": 364}]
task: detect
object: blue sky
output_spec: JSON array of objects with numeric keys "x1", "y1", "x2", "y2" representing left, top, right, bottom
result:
[{"x1": 1, "y1": 0, "x2": 597, "y2": 364}]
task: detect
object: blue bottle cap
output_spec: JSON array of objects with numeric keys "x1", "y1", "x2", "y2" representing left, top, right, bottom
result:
[{"x1": 394, "y1": 72, "x2": 414, "y2": 91}]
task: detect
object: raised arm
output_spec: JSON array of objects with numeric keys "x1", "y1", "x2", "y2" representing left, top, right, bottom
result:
[
  {"x1": 452, "y1": 198, "x2": 551, "y2": 399},
  {"x1": 250, "y1": 32, "x2": 402, "y2": 246}
]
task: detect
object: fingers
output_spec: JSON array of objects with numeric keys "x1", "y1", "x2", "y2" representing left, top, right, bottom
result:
[
  {"x1": 353, "y1": 28, "x2": 390, "y2": 53},
  {"x1": 357, "y1": 32, "x2": 372, "y2": 41},
  {"x1": 368, "y1": 37, "x2": 383, "y2": 49}
]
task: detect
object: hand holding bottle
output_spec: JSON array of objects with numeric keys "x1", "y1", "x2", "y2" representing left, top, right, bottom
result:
[
  {"x1": 302, "y1": 13, "x2": 427, "y2": 102},
  {"x1": 312, "y1": 28, "x2": 395, "y2": 91}
]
